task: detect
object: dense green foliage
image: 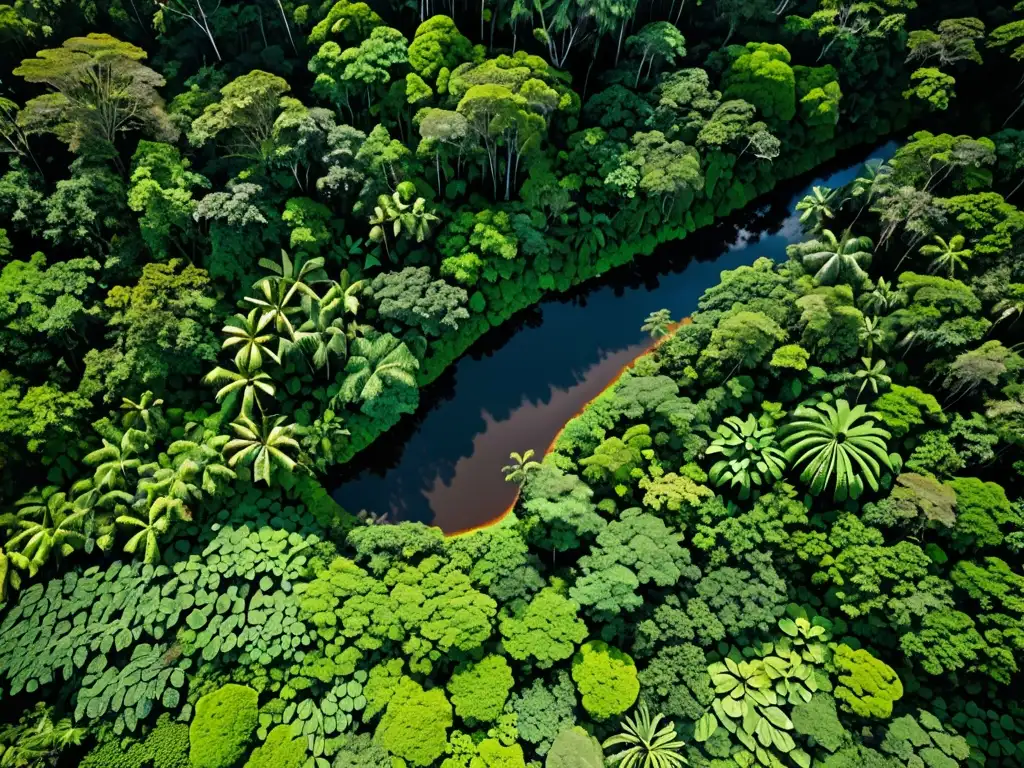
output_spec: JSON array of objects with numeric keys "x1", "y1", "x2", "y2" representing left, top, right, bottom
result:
[{"x1": 0, "y1": 1, "x2": 1022, "y2": 768}]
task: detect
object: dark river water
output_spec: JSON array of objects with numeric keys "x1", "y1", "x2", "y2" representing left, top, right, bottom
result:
[{"x1": 332, "y1": 141, "x2": 899, "y2": 533}]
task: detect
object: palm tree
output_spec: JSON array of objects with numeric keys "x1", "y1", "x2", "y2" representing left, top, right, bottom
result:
[
  {"x1": 799, "y1": 229, "x2": 873, "y2": 286},
  {"x1": 992, "y1": 284, "x2": 1024, "y2": 328},
  {"x1": 398, "y1": 195, "x2": 440, "y2": 242},
  {"x1": 137, "y1": 463, "x2": 194, "y2": 517},
  {"x1": 0, "y1": 704, "x2": 86, "y2": 767},
  {"x1": 120, "y1": 391, "x2": 166, "y2": 435},
  {"x1": 116, "y1": 496, "x2": 174, "y2": 564},
  {"x1": 204, "y1": 363, "x2": 276, "y2": 418},
  {"x1": 920, "y1": 234, "x2": 972, "y2": 277},
  {"x1": 255, "y1": 249, "x2": 329, "y2": 304},
  {"x1": 224, "y1": 414, "x2": 303, "y2": 484},
  {"x1": 641, "y1": 309, "x2": 673, "y2": 339},
  {"x1": 795, "y1": 185, "x2": 836, "y2": 231},
  {"x1": 222, "y1": 309, "x2": 281, "y2": 370},
  {"x1": 779, "y1": 399, "x2": 894, "y2": 501},
  {"x1": 368, "y1": 192, "x2": 404, "y2": 262},
  {"x1": 860, "y1": 278, "x2": 903, "y2": 315},
  {"x1": 705, "y1": 414, "x2": 786, "y2": 500},
  {"x1": 245, "y1": 278, "x2": 303, "y2": 339},
  {"x1": 603, "y1": 702, "x2": 689, "y2": 768},
  {"x1": 334, "y1": 268, "x2": 367, "y2": 317},
  {"x1": 339, "y1": 334, "x2": 419, "y2": 405},
  {"x1": 0, "y1": 546, "x2": 16, "y2": 600},
  {"x1": 84, "y1": 429, "x2": 148, "y2": 491},
  {"x1": 854, "y1": 358, "x2": 891, "y2": 401},
  {"x1": 858, "y1": 315, "x2": 886, "y2": 355},
  {"x1": 369, "y1": 185, "x2": 440, "y2": 261},
  {"x1": 295, "y1": 293, "x2": 349, "y2": 377},
  {"x1": 167, "y1": 435, "x2": 236, "y2": 497},
  {"x1": 502, "y1": 450, "x2": 542, "y2": 487},
  {"x1": 3, "y1": 489, "x2": 88, "y2": 577},
  {"x1": 848, "y1": 159, "x2": 892, "y2": 225}
]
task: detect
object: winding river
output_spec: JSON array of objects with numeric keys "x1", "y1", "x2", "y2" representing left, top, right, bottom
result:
[{"x1": 332, "y1": 141, "x2": 899, "y2": 533}]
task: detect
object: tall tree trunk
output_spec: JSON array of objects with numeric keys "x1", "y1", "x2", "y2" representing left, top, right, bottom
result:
[
  {"x1": 723, "y1": 18, "x2": 737, "y2": 46},
  {"x1": 274, "y1": 0, "x2": 297, "y2": 54},
  {"x1": 635, "y1": 53, "x2": 648, "y2": 87}
]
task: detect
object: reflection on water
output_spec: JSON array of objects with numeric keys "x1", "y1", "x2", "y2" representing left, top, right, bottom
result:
[
  {"x1": 426, "y1": 339, "x2": 655, "y2": 533},
  {"x1": 332, "y1": 142, "x2": 899, "y2": 532}
]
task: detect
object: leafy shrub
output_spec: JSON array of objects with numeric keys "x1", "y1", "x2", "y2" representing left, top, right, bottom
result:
[
  {"x1": 832, "y1": 645, "x2": 903, "y2": 719},
  {"x1": 80, "y1": 714, "x2": 190, "y2": 768},
  {"x1": 571, "y1": 641, "x2": 639, "y2": 720},
  {"x1": 447, "y1": 655, "x2": 514, "y2": 723},
  {"x1": 374, "y1": 677, "x2": 452, "y2": 766},
  {"x1": 189, "y1": 684, "x2": 259, "y2": 768},
  {"x1": 244, "y1": 724, "x2": 308, "y2": 768}
]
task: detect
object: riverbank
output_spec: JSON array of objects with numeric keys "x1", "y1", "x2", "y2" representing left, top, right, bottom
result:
[
  {"x1": 328, "y1": 139, "x2": 900, "y2": 532},
  {"x1": 447, "y1": 318, "x2": 693, "y2": 537}
]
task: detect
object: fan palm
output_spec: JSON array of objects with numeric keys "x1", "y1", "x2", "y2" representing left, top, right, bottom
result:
[
  {"x1": 779, "y1": 399, "x2": 895, "y2": 501},
  {"x1": 603, "y1": 702, "x2": 689, "y2": 768},
  {"x1": 222, "y1": 308, "x2": 281, "y2": 370},
  {"x1": 641, "y1": 309, "x2": 673, "y2": 339},
  {"x1": 920, "y1": 234, "x2": 972, "y2": 277},
  {"x1": 795, "y1": 185, "x2": 836, "y2": 231},
  {"x1": 3, "y1": 489, "x2": 88, "y2": 577},
  {"x1": 120, "y1": 391, "x2": 166, "y2": 434},
  {"x1": 224, "y1": 414, "x2": 302, "y2": 484},
  {"x1": 204, "y1": 362, "x2": 276, "y2": 418},
  {"x1": 854, "y1": 358, "x2": 891, "y2": 401},
  {"x1": 799, "y1": 229, "x2": 873, "y2": 285},
  {"x1": 502, "y1": 450, "x2": 542, "y2": 487},
  {"x1": 339, "y1": 334, "x2": 419, "y2": 405},
  {"x1": 705, "y1": 414, "x2": 786, "y2": 500},
  {"x1": 83, "y1": 429, "x2": 148, "y2": 491}
]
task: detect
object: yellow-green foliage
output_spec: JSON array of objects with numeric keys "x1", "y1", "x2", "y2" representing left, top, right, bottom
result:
[
  {"x1": 722, "y1": 42, "x2": 796, "y2": 122},
  {"x1": 474, "y1": 738, "x2": 527, "y2": 768},
  {"x1": 189, "y1": 684, "x2": 259, "y2": 768},
  {"x1": 832, "y1": 644, "x2": 903, "y2": 719},
  {"x1": 243, "y1": 725, "x2": 307, "y2": 768},
  {"x1": 571, "y1": 641, "x2": 639, "y2": 719},
  {"x1": 771, "y1": 344, "x2": 810, "y2": 371},
  {"x1": 375, "y1": 677, "x2": 453, "y2": 766},
  {"x1": 447, "y1": 655, "x2": 514, "y2": 723}
]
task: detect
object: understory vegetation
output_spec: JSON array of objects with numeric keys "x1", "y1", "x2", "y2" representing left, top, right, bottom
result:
[{"x1": 1, "y1": 0, "x2": 1024, "y2": 766}]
